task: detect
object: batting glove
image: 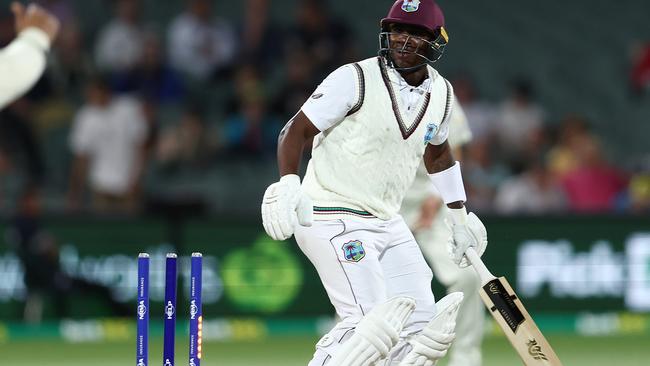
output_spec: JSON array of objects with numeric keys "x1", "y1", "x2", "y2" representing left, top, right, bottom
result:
[
  {"x1": 261, "y1": 174, "x2": 313, "y2": 241},
  {"x1": 446, "y1": 207, "x2": 487, "y2": 268}
]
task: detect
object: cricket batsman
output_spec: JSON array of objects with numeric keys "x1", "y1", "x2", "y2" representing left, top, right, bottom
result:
[
  {"x1": 261, "y1": 1, "x2": 488, "y2": 365},
  {"x1": 400, "y1": 98, "x2": 485, "y2": 366},
  {"x1": 0, "y1": 2, "x2": 59, "y2": 109}
]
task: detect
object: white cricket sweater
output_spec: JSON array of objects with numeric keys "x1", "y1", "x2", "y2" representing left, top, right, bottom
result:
[{"x1": 302, "y1": 57, "x2": 453, "y2": 220}]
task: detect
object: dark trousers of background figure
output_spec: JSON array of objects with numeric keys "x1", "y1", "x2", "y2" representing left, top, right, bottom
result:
[{"x1": 12, "y1": 214, "x2": 131, "y2": 322}]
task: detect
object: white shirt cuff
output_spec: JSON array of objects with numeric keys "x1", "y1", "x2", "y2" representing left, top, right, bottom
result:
[{"x1": 17, "y1": 28, "x2": 51, "y2": 52}]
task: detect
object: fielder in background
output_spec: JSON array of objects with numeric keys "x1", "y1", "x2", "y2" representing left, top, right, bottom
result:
[
  {"x1": 0, "y1": 2, "x2": 59, "y2": 109},
  {"x1": 261, "y1": 0, "x2": 488, "y2": 365},
  {"x1": 400, "y1": 98, "x2": 484, "y2": 366}
]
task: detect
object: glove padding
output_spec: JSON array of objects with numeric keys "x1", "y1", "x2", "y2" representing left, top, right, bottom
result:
[
  {"x1": 398, "y1": 292, "x2": 463, "y2": 366},
  {"x1": 446, "y1": 207, "x2": 487, "y2": 268},
  {"x1": 402, "y1": 329, "x2": 455, "y2": 366},
  {"x1": 261, "y1": 174, "x2": 312, "y2": 240}
]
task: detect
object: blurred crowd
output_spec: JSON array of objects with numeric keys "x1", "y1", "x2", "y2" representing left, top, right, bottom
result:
[
  {"x1": 454, "y1": 76, "x2": 649, "y2": 215},
  {"x1": 0, "y1": 0, "x2": 648, "y2": 216}
]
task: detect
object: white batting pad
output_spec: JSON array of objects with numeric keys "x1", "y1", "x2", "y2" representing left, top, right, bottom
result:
[{"x1": 328, "y1": 296, "x2": 417, "y2": 366}]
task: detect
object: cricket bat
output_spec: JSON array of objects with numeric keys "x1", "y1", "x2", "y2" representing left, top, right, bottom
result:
[{"x1": 465, "y1": 247, "x2": 563, "y2": 366}]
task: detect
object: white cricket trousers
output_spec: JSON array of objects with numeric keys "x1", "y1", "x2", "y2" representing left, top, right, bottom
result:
[{"x1": 294, "y1": 215, "x2": 437, "y2": 366}]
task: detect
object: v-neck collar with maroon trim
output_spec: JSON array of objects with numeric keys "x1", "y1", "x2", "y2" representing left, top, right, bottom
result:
[{"x1": 378, "y1": 58, "x2": 431, "y2": 140}]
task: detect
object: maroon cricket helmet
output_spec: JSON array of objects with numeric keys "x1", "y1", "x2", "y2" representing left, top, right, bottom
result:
[
  {"x1": 378, "y1": 0, "x2": 449, "y2": 70},
  {"x1": 380, "y1": 0, "x2": 445, "y2": 36}
]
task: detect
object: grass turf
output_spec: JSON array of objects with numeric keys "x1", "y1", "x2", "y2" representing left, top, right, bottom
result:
[{"x1": 0, "y1": 334, "x2": 648, "y2": 365}]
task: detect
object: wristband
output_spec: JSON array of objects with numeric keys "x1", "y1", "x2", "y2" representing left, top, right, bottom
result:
[{"x1": 428, "y1": 161, "x2": 466, "y2": 205}]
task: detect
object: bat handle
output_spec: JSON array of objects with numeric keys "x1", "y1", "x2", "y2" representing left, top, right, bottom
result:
[{"x1": 465, "y1": 247, "x2": 497, "y2": 286}]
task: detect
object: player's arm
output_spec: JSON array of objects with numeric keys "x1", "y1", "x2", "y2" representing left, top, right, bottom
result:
[
  {"x1": 262, "y1": 65, "x2": 356, "y2": 241},
  {"x1": 424, "y1": 141, "x2": 461, "y2": 208},
  {"x1": 261, "y1": 113, "x2": 321, "y2": 241},
  {"x1": 277, "y1": 111, "x2": 320, "y2": 176},
  {"x1": 260, "y1": 112, "x2": 320, "y2": 241},
  {"x1": 0, "y1": 3, "x2": 59, "y2": 109},
  {"x1": 424, "y1": 141, "x2": 487, "y2": 267},
  {"x1": 414, "y1": 98, "x2": 472, "y2": 230},
  {"x1": 424, "y1": 89, "x2": 488, "y2": 266}
]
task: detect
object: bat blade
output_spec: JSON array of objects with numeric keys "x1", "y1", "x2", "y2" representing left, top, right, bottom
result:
[{"x1": 480, "y1": 276, "x2": 563, "y2": 366}]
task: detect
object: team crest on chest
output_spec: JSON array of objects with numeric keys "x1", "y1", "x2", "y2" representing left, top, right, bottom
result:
[
  {"x1": 401, "y1": 0, "x2": 420, "y2": 12},
  {"x1": 342, "y1": 240, "x2": 366, "y2": 262},
  {"x1": 424, "y1": 122, "x2": 438, "y2": 145}
]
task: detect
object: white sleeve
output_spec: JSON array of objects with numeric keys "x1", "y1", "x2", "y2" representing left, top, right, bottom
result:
[
  {"x1": 94, "y1": 25, "x2": 117, "y2": 71},
  {"x1": 429, "y1": 81, "x2": 454, "y2": 146},
  {"x1": 168, "y1": 18, "x2": 201, "y2": 74},
  {"x1": 446, "y1": 97, "x2": 473, "y2": 148},
  {"x1": 0, "y1": 28, "x2": 50, "y2": 109},
  {"x1": 70, "y1": 111, "x2": 95, "y2": 155},
  {"x1": 128, "y1": 100, "x2": 148, "y2": 144},
  {"x1": 300, "y1": 64, "x2": 357, "y2": 131}
]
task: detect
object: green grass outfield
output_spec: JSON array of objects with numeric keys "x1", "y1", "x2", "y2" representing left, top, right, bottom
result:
[{"x1": 1, "y1": 334, "x2": 648, "y2": 366}]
